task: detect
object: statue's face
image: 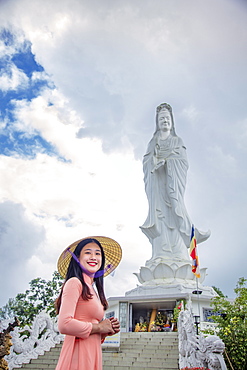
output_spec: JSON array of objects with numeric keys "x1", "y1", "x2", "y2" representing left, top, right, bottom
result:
[{"x1": 158, "y1": 110, "x2": 172, "y2": 132}]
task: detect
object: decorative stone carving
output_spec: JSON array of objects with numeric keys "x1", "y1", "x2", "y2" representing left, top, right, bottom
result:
[
  {"x1": 1, "y1": 312, "x2": 64, "y2": 370},
  {"x1": 134, "y1": 263, "x2": 207, "y2": 284},
  {"x1": 178, "y1": 299, "x2": 227, "y2": 370}
]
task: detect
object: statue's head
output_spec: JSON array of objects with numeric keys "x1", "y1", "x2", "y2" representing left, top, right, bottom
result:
[
  {"x1": 156, "y1": 103, "x2": 172, "y2": 115},
  {"x1": 155, "y1": 103, "x2": 176, "y2": 136}
]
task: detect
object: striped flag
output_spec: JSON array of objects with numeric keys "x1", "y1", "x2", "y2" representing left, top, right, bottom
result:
[{"x1": 189, "y1": 225, "x2": 200, "y2": 278}]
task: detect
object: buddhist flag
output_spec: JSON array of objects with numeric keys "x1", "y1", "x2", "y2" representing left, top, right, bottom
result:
[{"x1": 189, "y1": 225, "x2": 200, "y2": 278}]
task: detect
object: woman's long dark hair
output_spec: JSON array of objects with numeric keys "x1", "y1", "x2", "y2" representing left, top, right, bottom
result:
[{"x1": 56, "y1": 238, "x2": 108, "y2": 313}]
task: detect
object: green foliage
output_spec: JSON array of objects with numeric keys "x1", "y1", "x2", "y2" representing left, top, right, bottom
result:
[
  {"x1": 173, "y1": 299, "x2": 186, "y2": 321},
  {"x1": 209, "y1": 277, "x2": 247, "y2": 370},
  {"x1": 0, "y1": 271, "x2": 63, "y2": 327},
  {"x1": 211, "y1": 285, "x2": 226, "y2": 297}
]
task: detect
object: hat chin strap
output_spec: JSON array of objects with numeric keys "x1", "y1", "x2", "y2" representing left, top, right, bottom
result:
[
  {"x1": 67, "y1": 249, "x2": 112, "y2": 278},
  {"x1": 95, "y1": 263, "x2": 112, "y2": 278}
]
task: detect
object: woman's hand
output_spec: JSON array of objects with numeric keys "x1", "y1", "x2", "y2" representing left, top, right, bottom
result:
[
  {"x1": 109, "y1": 317, "x2": 120, "y2": 334},
  {"x1": 100, "y1": 317, "x2": 120, "y2": 341},
  {"x1": 91, "y1": 319, "x2": 115, "y2": 335}
]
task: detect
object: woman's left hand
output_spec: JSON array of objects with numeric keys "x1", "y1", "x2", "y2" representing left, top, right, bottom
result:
[{"x1": 109, "y1": 317, "x2": 120, "y2": 334}]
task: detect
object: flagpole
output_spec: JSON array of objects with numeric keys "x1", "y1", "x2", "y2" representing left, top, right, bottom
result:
[
  {"x1": 190, "y1": 224, "x2": 202, "y2": 334},
  {"x1": 196, "y1": 277, "x2": 200, "y2": 319}
]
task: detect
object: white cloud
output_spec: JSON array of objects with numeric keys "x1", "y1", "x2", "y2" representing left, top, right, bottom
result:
[
  {"x1": 0, "y1": 63, "x2": 29, "y2": 91},
  {"x1": 0, "y1": 29, "x2": 27, "y2": 58},
  {"x1": 0, "y1": 148, "x2": 149, "y2": 305},
  {"x1": 10, "y1": 89, "x2": 84, "y2": 157},
  {"x1": 0, "y1": 201, "x2": 45, "y2": 305},
  {"x1": 207, "y1": 145, "x2": 238, "y2": 178}
]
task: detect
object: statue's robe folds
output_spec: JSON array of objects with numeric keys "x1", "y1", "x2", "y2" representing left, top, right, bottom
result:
[{"x1": 140, "y1": 133, "x2": 192, "y2": 262}]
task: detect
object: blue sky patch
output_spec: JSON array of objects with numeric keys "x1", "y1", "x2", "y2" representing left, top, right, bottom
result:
[
  {"x1": 0, "y1": 28, "x2": 59, "y2": 160},
  {"x1": 0, "y1": 130, "x2": 58, "y2": 159},
  {"x1": 0, "y1": 29, "x2": 15, "y2": 47},
  {"x1": 12, "y1": 48, "x2": 44, "y2": 78}
]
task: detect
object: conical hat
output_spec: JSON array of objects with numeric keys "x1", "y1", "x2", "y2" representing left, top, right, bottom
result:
[{"x1": 57, "y1": 236, "x2": 122, "y2": 278}]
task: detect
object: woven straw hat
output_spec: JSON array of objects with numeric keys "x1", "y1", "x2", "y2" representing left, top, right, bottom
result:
[{"x1": 57, "y1": 236, "x2": 122, "y2": 279}]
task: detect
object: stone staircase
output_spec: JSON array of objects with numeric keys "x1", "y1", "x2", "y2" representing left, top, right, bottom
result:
[
  {"x1": 12, "y1": 332, "x2": 179, "y2": 370},
  {"x1": 103, "y1": 332, "x2": 179, "y2": 370}
]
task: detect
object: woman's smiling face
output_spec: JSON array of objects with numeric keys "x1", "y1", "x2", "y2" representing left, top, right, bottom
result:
[{"x1": 79, "y1": 242, "x2": 102, "y2": 275}]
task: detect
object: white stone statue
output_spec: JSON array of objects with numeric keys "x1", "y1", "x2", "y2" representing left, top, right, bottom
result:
[
  {"x1": 3, "y1": 312, "x2": 64, "y2": 370},
  {"x1": 140, "y1": 103, "x2": 210, "y2": 268},
  {"x1": 178, "y1": 299, "x2": 227, "y2": 370}
]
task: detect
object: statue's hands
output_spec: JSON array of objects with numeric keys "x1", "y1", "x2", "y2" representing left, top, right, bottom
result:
[{"x1": 151, "y1": 159, "x2": 166, "y2": 173}]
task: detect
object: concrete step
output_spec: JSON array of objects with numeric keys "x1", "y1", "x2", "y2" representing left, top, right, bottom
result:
[
  {"x1": 120, "y1": 340, "x2": 178, "y2": 346},
  {"x1": 120, "y1": 343, "x2": 178, "y2": 349}
]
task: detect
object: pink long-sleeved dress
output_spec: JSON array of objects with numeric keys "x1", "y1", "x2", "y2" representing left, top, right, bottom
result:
[{"x1": 56, "y1": 274, "x2": 104, "y2": 370}]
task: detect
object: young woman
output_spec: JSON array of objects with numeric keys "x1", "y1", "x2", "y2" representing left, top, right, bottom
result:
[{"x1": 55, "y1": 236, "x2": 122, "y2": 370}]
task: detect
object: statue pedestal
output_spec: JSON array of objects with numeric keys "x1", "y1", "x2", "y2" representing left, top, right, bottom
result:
[
  {"x1": 125, "y1": 279, "x2": 216, "y2": 298},
  {"x1": 106, "y1": 267, "x2": 217, "y2": 333}
]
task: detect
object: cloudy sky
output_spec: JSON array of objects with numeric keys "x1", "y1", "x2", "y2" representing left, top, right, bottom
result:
[{"x1": 0, "y1": 0, "x2": 246, "y2": 307}]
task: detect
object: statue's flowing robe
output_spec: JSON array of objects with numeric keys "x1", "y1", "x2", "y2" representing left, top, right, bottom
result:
[{"x1": 140, "y1": 133, "x2": 192, "y2": 255}]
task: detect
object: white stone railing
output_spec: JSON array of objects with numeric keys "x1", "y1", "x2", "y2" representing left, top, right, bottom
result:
[
  {"x1": 0, "y1": 312, "x2": 64, "y2": 370},
  {"x1": 178, "y1": 299, "x2": 227, "y2": 370},
  {"x1": 200, "y1": 321, "x2": 218, "y2": 334}
]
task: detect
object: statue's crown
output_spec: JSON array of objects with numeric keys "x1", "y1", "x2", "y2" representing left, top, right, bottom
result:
[{"x1": 156, "y1": 103, "x2": 172, "y2": 114}]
